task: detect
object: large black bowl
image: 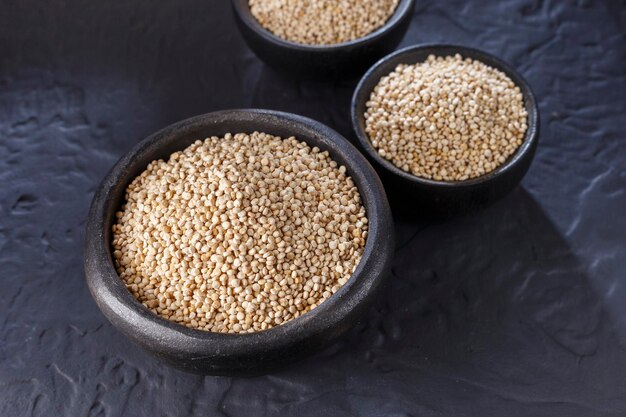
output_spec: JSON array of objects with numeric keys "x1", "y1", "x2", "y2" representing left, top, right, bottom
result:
[
  {"x1": 84, "y1": 109, "x2": 394, "y2": 376},
  {"x1": 231, "y1": 0, "x2": 415, "y2": 80},
  {"x1": 351, "y1": 44, "x2": 540, "y2": 217}
]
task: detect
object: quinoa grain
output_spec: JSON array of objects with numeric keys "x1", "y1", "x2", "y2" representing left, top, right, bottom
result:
[
  {"x1": 112, "y1": 132, "x2": 368, "y2": 333},
  {"x1": 364, "y1": 54, "x2": 528, "y2": 181},
  {"x1": 249, "y1": 0, "x2": 399, "y2": 45}
]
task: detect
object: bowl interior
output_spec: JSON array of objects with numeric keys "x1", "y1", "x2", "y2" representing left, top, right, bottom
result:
[
  {"x1": 86, "y1": 109, "x2": 392, "y2": 361},
  {"x1": 352, "y1": 44, "x2": 539, "y2": 188},
  {"x1": 232, "y1": 0, "x2": 415, "y2": 50}
]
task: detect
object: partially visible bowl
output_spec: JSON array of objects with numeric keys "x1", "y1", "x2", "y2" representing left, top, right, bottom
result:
[
  {"x1": 231, "y1": 0, "x2": 415, "y2": 80},
  {"x1": 84, "y1": 109, "x2": 394, "y2": 376},
  {"x1": 351, "y1": 44, "x2": 540, "y2": 216}
]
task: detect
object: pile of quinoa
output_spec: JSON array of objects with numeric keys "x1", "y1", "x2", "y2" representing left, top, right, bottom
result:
[
  {"x1": 364, "y1": 54, "x2": 528, "y2": 181},
  {"x1": 249, "y1": 0, "x2": 399, "y2": 45},
  {"x1": 112, "y1": 132, "x2": 368, "y2": 333}
]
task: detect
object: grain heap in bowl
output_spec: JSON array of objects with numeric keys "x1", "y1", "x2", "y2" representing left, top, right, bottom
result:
[
  {"x1": 364, "y1": 54, "x2": 528, "y2": 181},
  {"x1": 111, "y1": 132, "x2": 368, "y2": 334},
  {"x1": 249, "y1": 0, "x2": 399, "y2": 45}
]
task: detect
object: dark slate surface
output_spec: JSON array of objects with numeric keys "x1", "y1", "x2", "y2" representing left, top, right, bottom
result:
[{"x1": 1, "y1": 0, "x2": 625, "y2": 416}]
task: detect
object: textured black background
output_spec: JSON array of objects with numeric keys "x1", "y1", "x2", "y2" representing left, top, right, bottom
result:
[{"x1": 1, "y1": 1, "x2": 626, "y2": 416}]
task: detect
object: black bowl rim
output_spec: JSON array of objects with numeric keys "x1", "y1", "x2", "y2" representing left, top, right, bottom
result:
[
  {"x1": 231, "y1": 0, "x2": 415, "y2": 51},
  {"x1": 351, "y1": 43, "x2": 540, "y2": 189},
  {"x1": 84, "y1": 109, "x2": 394, "y2": 360}
]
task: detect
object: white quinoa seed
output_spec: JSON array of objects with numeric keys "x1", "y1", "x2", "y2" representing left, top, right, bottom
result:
[
  {"x1": 111, "y1": 132, "x2": 368, "y2": 334},
  {"x1": 249, "y1": 0, "x2": 399, "y2": 46},
  {"x1": 364, "y1": 54, "x2": 529, "y2": 181}
]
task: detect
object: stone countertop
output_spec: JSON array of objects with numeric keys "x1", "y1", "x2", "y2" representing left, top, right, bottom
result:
[{"x1": 1, "y1": 1, "x2": 625, "y2": 416}]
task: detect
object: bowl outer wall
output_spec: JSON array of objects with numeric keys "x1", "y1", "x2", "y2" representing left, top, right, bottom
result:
[
  {"x1": 351, "y1": 44, "x2": 540, "y2": 213},
  {"x1": 84, "y1": 109, "x2": 394, "y2": 374},
  {"x1": 231, "y1": 0, "x2": 415, "y2": 79}
]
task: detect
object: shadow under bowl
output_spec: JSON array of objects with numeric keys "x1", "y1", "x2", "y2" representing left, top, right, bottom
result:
[
  {"x1": 84, "y1": 109, "x2": 394, "y2": 376},
  {"x1": 231, "y1": 0, "x2": 415, "y2": 80},
  {"x1": 351, "y1": 44, "x2": 540, "y2": 218}
]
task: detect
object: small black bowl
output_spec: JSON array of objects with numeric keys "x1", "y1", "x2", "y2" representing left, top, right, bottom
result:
[
  {"x1": 84, "y1": 109, "x2": 394, "y2": 376},
  {"x1": 231, "y1": 0, "x2": 415, "y2": 80},
  {"x1": 351, "y1": 44, "x2": 540, "y2": 217}
]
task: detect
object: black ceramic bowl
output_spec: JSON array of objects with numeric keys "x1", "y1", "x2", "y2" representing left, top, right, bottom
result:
[
  {"x1": 231, "y1": 0, "x2": 415, "y2": 80},
  {"x1": 84, "y1": 109, "x2": 394, "y2": 375},
  {"x1": 351, "y1": 44, "x2": 540, "y2": 216}
]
